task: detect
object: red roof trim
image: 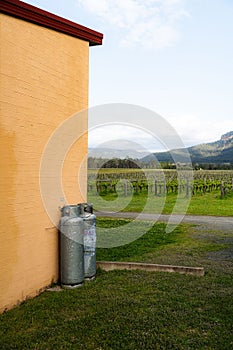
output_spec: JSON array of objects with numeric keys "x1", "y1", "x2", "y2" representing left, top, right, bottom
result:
[{"x1": 0, "y1": 0, "x2": 103, "y2": 46}]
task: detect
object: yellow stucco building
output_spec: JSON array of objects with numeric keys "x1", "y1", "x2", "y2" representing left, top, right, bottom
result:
[{"x1": 0, "y1": 0, "x2": 103, "y2": 312}]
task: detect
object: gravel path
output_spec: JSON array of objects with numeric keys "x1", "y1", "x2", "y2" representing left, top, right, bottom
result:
[{"x1": 96, "y1": 211, "x2": 233, "y2": 231}]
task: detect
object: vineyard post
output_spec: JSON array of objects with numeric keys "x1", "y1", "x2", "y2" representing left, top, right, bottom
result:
[
  {"x1": 163, "y1": 179, "x2": 167, "y2": 195},
  {"x1": 124, "y1": 181, "x2": 127, "y2": 197},
  {"x1": 179, "y1": 182, "x2": 182, "y2": 194},
  {"x1": 221, "y1": 181, "x2": 225, "y2": 198},
  {"x1": 159, "y1": 183, "x2": 162, "y2": 195},
  {"x1": 154, "y1": 180, "x2": 158, "y2": 196},
  {"x1": 203, "y1": 178, "x2": 206, "y2": 194},
  {"x1": 186, "y1": 178, "x2": 189, "y2": 198}
]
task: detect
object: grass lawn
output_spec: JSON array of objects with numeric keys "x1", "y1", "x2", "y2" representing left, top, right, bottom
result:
[
  {"x1": 88, "y1": 189, "x2": 233, "y2": 216},
  {"x1": 1, "y1": 219, "x2": 233, "y2": 349}
]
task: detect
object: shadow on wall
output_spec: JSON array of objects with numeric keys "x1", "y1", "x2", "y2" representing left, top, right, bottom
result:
[{"x1": 0, "y1": 121, "x2": 19, "y2": 312}]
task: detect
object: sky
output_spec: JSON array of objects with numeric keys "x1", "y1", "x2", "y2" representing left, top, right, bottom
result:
[{"x1": 22, "y1": 0, "x2": 233, "y2": 152}]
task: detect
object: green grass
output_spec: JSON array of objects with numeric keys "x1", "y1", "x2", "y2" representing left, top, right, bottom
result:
[
  {"x1": 186, "y1": 190, "x2": 233, "y2": 216},
  {"x1": 88, "y1": 190, "x2": 233, "y2": 216},
  {"x1": 1, "y1": 219, "x2": 233, "y2": 349},
  {"x1": 96, "y1": 218, "x2": 232, "y2": 267},
  {"x1": 97, "y1": 218, "x2": 226, "y2": 265},
  {"x1": 1, "y1": 270, "x2": 232, "y2": 349}
]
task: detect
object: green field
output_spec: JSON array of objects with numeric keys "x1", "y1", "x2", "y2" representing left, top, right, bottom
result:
[
  {"x1": 88, "y1": 188, "x2": 233, "y2": 217},
  {"x1": 88, "y1": 169, "x2": 233, "y2": 216}
]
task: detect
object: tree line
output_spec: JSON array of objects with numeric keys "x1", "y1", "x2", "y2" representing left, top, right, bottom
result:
[{"x1": 88, "y1": 157, "x2": 233, "y2": 170}]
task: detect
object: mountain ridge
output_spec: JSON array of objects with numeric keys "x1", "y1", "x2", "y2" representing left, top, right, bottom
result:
[
  {"x1": 141, "y1": 131, "x2": 233, "y2": 164},
  {"x1": 88, "y1": 131, "x2": 233, "y2": 165}
]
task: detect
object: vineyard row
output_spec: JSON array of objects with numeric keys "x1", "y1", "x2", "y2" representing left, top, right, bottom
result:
[
  {"x1": 88, "y1": 169, "x2": 233, "y2": 181},
  {"x1": 88, "y1": 178, "x2": 233, "y2": 197}
]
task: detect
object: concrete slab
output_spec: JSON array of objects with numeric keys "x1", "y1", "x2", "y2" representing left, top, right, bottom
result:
[{"x1": 97, "y1": 261, "x2": 204, "y2": 276}]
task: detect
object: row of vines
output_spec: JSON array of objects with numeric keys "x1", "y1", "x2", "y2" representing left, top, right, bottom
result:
[{"x1": 88, "y1": 170, "x2": 233, "y2": 198}]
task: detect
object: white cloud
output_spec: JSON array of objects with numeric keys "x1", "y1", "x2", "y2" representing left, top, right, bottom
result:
[
  {"x1": 88, "y1": 116, "x2": 232, "y2": 153},
  {"x1": 76, "y1": 0, "x2": 189, "y2": 49},
  {"x1": 88, "y1": 124, "x2": 165, "y2": 152},
  {"x1": 167, "y1": 114, "x2": 233, "y2": 147}
]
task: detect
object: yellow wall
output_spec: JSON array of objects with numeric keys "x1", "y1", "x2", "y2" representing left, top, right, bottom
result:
[{"x1": 0, "y1": 14, "x2": 89, "y2": 312}]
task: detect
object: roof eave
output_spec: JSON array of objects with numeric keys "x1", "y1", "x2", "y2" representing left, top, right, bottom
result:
[{"x1": 0, "y1": 0, "x2": 103, "y2": 46}]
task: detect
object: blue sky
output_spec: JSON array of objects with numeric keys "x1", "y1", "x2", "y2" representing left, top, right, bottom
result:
[{"x1": 22, "y1": 0, "x2": 233, "y2": 151}]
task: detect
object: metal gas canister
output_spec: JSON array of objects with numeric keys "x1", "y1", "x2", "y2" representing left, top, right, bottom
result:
[
  {"x1": 59, "y1": 205, "x2": 84, "y2": 288},
  {"x1": 77, "y1": 203, "x2": 96, "y2": 280}
]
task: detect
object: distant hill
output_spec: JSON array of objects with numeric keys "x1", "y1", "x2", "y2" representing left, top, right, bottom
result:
[
  {"x1": 88, "y1": 147, "x2": 150, "y2": 160},
  {"x1": 141, "y1": 131, "x2": 233, "y2": 165}
]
